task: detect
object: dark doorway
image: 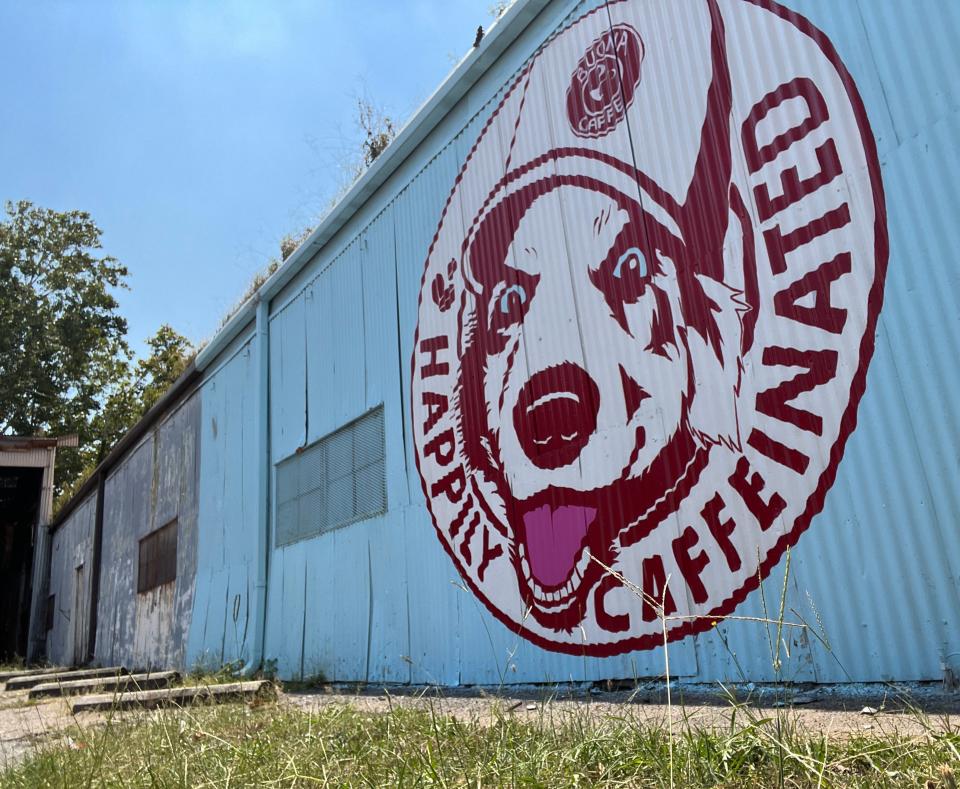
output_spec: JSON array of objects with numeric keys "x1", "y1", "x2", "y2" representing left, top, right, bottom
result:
[{"x1": 0, "y1": 467, "x2": 43, "y2": 659}]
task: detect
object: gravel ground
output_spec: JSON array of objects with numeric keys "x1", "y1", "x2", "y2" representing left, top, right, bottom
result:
[
  {"x1": 0, "y1": 679, "x2": 956, "y2": 771},
  {"x1": 285, "y1": 680, "x2": 960, "y2": 738},
  {"x1": 0, "y1": 689, "x2": 77, "y2": 771}
]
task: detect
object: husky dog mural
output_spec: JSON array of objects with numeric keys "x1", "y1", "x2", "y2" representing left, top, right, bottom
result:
[{"x1": 413, "y1": 0, "x2": 887, "y2": 655}]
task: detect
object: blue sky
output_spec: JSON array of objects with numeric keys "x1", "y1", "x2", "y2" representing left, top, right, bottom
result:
[{"x1": 0, "y1": 0, "x2": 495, "y2": 354}]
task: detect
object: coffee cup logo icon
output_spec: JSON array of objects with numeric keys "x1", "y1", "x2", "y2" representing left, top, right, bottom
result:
[{"x1": 566, "y1": 24, "x2": 644, "y2": 139}]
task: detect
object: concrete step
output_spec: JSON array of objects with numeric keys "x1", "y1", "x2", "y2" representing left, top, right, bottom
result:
[
  {"x1": 71, "y1": 680, "x2": 275, "y2": 713},
  {"x1": 0, "y1": 667, "x2": 64, "y2": 683},
  {"x1": 28, "y1": 671, "x2": 178, "y2": 700},
  {"x1": 4, "y1": 667, "x2": 128, "y2": 692}
]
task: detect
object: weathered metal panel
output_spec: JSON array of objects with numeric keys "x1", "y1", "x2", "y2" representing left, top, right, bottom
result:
[
  {"x1": 0, "y1": 448, "x2": 51, "y2": 469},
  {"x1": 393, "y1": 145, "x2": 466, "y2": 509},
  {"x1": 46, "y1": 495, "x2": 95, "y2": 666},
  {"x1": 96, "y1": 443, "x2": 149, "y2": 665},
  {"x1": 187, "y1": 0, "x2": 960, "y2": 687},
  {"x1": 94, "y1": 392, "x2": 200, "y2": 670},
  {"x1": 261, "y1": 210, "x2": 413, "y2": 684},
  {"x1": 391, "y1": 140, "x2": 483, "y2": 686}
]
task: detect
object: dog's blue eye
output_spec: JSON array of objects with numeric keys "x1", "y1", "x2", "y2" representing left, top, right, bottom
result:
[
  {"x1": 499, "y1": 284, "x2": 527, "y2": 314},
  {"x1": 613, "y1": 248, "x2": 648, "y2": 280}
]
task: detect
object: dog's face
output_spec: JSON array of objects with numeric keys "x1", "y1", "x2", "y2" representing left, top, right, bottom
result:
[{"x1": 460, "y1": 176, "x2": 705, "y2": 629}]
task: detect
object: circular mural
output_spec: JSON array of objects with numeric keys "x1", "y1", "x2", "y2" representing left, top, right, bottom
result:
[{"x1": 412, "y1": 0, "x2": 887, "y2": 655}]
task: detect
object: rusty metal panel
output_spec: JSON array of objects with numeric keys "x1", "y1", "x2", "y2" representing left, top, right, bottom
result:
[
  {"x1": 94, "y1": 392, "x2": 200, "y2": 670},
  {"x1": 137, "y1": 520, "x2": 178, "y2": 594}
]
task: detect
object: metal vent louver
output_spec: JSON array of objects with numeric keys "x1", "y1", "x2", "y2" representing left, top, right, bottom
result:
[{"x1": 275, "y1": 406, "x2": 386, "y2": 547}]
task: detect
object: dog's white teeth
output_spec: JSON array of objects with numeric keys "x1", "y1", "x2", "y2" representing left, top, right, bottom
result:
[
  {"x1": 520, "y1": 548, "x2": 593, "y2": 607},
  {"x1": 574, "y1": 549, "x2": 591, "y2": 580}
]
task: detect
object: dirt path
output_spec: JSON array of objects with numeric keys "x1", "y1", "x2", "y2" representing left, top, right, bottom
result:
[
  {"x1": 284, "y1": 682, "x2": 960, "y2": 739},
  {"x1": 0, "y1": 690, "x2": 78, "y2": 770}
]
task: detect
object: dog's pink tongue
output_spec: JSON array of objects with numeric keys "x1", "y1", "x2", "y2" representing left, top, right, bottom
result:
[{"x1": 522, "y1": 505, "x2": 597, "y2": 588}]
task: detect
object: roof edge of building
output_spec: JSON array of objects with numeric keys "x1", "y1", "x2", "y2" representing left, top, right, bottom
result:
[
  {"x1": 194, "y1": 0, "x2": 551, "y2": 372},
  {"x1": 50, "y1": 362, "x2": 202, "y2": 533}
]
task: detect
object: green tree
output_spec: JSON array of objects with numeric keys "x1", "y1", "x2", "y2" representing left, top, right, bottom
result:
[
  {"x1": 55, "y1": 324, "x2": 195, "y2": 508},
  {"x1": 0, "y1": 200, "x2": 195, "y2": 507},
  {"x1": 88, "y1": 324, "x2": 194, "y2": 459},
  {"x1": 135, "y1": 324, "x2": 194, "y2": 413},
  {"x1": 0, "y1": 200, "x2": 130, "y2": 491}
]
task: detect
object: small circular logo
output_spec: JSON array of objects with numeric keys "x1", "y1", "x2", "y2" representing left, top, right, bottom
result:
[
  {"x1": 566, "y1": 24, "x2": 644, "y2": 139},
  {"x1": 412, "y1": 0, "x2": 887, "y2": 656}
]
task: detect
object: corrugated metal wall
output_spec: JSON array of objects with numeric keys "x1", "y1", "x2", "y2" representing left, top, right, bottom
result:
[
  {"x1": 44, "y1": 385, "x2": 201, "y2": 671},
  {"x1": 186, "y1": 333, "x2": 260, "y2": 669},
  {"x1": 47, "y1": 495, "x2": 96, "y2": 666},
  {"x1": 691, "y1": 0, "x2": 960, "y2": 683},
  {"x1": 93, "y1": 392, "x2": 201, "y2": 670},
  {"x1": 182, "y1": 0, "x2": 957, "y2": 685}
]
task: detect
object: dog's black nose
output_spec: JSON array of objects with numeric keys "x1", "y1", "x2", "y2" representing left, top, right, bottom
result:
[{"x1": 513, "y1": 363, "x2": 600, "y2": 470}]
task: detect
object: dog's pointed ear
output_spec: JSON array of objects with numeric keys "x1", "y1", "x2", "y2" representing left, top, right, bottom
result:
[{"x1": 679, "y1": 0, "x2": 733, "y2": 286}]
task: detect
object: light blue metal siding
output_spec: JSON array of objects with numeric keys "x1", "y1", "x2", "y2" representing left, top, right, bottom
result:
[
  {"x1": 692, "y1": 0, "x2": 960, "y2": 683},
  {"x1": 189, "y1": 0, "x2": 960, "y2": 684},
  {"x1": 186, "y1": 335, "x2": 259, "y2": 670},
  {"x1": 263, "y1": 211, "x2": 411, "y2": 682},
  {"x1": 255, "y1": 3, "x2": 698, "y2": 680}
]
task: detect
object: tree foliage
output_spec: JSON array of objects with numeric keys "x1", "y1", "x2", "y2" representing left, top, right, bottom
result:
[
  {"x1": 92, "y1": 325, "x2": 195, "y2": 454},
  {"x1": 0, "y1": 200, "x2": 195, "y2": 506},
  {"x1": 55, "y1": 323, "x2": 195, "y2": 509},
  {"x1": 0, "y1": 200, "x2": 130, "y2": 489}
]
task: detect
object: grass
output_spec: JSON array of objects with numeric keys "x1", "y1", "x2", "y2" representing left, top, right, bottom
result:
[
  {"x1": 1, "y1": 694, "x2": 957, "y2": 788},
  {"x1": 0, "y1": 660, "x2": 26, "y2": 674},
  {"x1": 2, "y1": 554, "x2": 956, "y2": 786}
]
